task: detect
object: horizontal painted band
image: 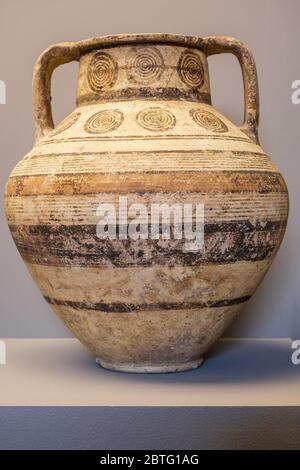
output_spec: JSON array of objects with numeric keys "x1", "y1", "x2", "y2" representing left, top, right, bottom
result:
[
  {"x1": 10, "y1": 220, "x2": 286, "y2": 267},
  {"x1": 26, "y1": 149, "x2": 266, "y2": 159},
  {"x1": 5, "y1": 171, "x2": 287, "y2": 197},
  {"x1": 34, "y1": 134, "x2": 263, "y2": 155},
  {"x1": 77, "y1": 88, "x2": 212, "y2": 106},
  {"x1": 5, "y1": 191, "x2": 289, "y2": 226},
  {"x1": 39, "y1": 133, "x2": 252, "y2": 143},
  {"x1": 11, "y1": 151, "x2": 275, "y2": 177},
  {"x1": 11, "y1": 219, "x2": 285, "y2": 235},
  {"x1": 35, "y1": 136, "x2": 261, "y2": 161},
  {"x1": 44, "y1": 294, "x2": 251, "y2": 313}
]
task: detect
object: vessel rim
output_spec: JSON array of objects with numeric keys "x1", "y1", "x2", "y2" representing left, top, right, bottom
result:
[{"x1": 51, "y1": 33, "x2": 209, "y2": 53}]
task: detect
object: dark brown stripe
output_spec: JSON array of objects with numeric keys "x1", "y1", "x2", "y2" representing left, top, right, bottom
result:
[
  {"x1": 44, "y1": 295, "x2": 251, "y2": 313},
  {"x1": 77, "y1": 88, "x2": 211, "y2": 106},
  {"x1": 6, "y1": 171, "x2": 286, "y2": 197},
  {"x1": 9, "y1": 220, "x2": 287, "y2": 268},
  {"x1": 38, "y1": 134, "x2": 251, "y2": 145},
  {"x1": 27, "y1": 149, "x2": 268, "y2": 160}
]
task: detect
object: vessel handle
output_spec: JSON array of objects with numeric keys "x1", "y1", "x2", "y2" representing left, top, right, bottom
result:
[
  {"x1": 33, "y1": 36, "x2": 161, "y2": 141},
  {"x1": 202, "y1": 36, "x2": 259, "y2": 144},
  {"x1": 32, "y1": 42, "x2": 82, "y2": 141}
]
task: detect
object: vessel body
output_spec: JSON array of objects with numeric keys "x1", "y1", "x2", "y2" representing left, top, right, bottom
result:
[{"x1": 5, "y1": 35, "x2": 289, "y2": 372}]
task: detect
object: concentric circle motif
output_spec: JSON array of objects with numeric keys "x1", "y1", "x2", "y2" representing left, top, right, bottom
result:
[
  {"x1": 136, "y1": 107, "x2": 176, "y2": 132},
  {"x1": 177, "y1": 50, "x2": 204, "y2": 89},
  {"x1": 87, "y1": 52, "x2": 118, "y2": 92},
  {"x1": 190, "y1": 109, "x2": 228, "y2": 133},
  {"x1": 84, "y1": 109, "x2": 124, "y2": 134},
  {"x1": 126, "y1": 47, "x2": 165, "y2": 84},
  {"x1": 50, "y1": 112, "x2": 81, "y2": 136}
]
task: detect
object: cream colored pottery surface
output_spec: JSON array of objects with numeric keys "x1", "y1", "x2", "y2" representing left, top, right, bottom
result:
[{"x1": 4, "y1": 35, "x2": 289, "y2": 372}]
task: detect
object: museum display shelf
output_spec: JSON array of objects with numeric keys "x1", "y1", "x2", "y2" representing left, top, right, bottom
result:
[{"x1": 0, "y1": 337, "x2": 299, "y2": 449}]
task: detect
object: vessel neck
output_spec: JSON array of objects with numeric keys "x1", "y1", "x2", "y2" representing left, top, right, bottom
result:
[{"x1": 76, "y1": 43, "x2": 211, "y2": 106}]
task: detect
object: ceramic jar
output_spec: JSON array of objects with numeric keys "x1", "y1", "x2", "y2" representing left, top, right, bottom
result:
[{"x1": 5, "y1": 34, "x2": 289, "y2": 372}]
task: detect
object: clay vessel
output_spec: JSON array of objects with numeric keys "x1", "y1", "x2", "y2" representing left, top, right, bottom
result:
[{"x1": 5, "y1": 34, "x2": 289, "y2": 372}]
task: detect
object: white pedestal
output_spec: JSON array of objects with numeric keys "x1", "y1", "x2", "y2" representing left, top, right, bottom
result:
[{"x1": 0, "y1": 338, "x2": 299, "y2": 449}]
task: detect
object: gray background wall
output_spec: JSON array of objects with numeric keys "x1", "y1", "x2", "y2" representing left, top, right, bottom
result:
[{"x1": 0, "y1": 0, "x2": 299, "y2": 338}]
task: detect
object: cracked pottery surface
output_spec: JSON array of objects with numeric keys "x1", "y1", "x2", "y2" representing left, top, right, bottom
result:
[{"x1": 4, "y1": 34, "x2": 289, "y2": 373}]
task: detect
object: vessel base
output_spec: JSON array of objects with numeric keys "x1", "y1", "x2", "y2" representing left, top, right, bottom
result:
[{"x1": 95, "y1": 357, "x2": 204, "y2": 373}]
